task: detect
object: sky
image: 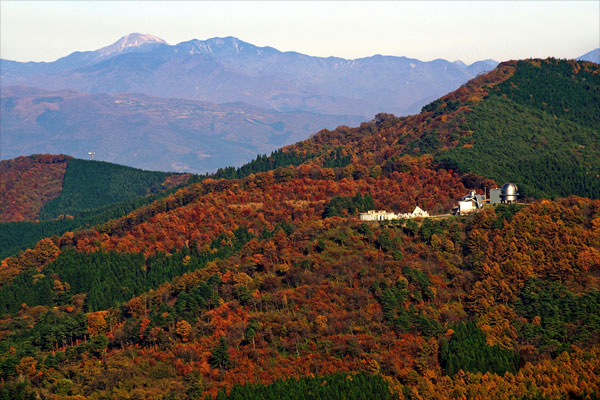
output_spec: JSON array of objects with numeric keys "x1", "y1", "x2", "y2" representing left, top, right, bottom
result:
[{"x1": 1, "y1": 1, "x2": 598, "y2": 64}]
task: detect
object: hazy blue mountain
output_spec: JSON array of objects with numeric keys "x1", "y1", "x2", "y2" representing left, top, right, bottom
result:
[
  {"x1": 577, "y1": 48, "x2": 600, "y2": 64},
  {"x1": 1, "y1": 34, "x2": 498, "y2": 117},
  {"x1": 0, "y1": 33, "x2": 167, "y2": 79},
  {"x1": 1, "y1": 86, "x2": 362, "y2": 173}
]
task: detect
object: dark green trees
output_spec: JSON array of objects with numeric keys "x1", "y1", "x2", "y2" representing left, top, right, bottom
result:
[
  {"x1": 440, "y1": 321, "x2": 519, "y2": 376},
  {"x1": 323, "y1": 192, "x2": 375, "y2": 218},
  {"x1": 210, "y1": 372, "x2": 393, "y2": 400},
  {"x1": 209, "y1": 337, "x2": 231, "y2": 370},
  {"x1": 40, "y1": 158, "x2": 172, "y2": 219}
]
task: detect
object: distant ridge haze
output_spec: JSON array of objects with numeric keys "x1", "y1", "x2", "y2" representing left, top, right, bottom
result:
[
  {"x1": 1, "y1": 33, "x2": 499, "y2": 117},
  {"x1": 0, "y1": 86, "x2": 363, "y2": 172}
]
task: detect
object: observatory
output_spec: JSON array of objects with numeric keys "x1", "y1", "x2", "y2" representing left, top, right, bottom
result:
[
  {"x1": 488, "y1": 183, "x2": 519, "y2": 205},
  {"x1": 454, "y1": 183, "x2": 520, "y2": 215},
  {"x1": 500, "y1": 183, "x2": 519, "y2": 204}
]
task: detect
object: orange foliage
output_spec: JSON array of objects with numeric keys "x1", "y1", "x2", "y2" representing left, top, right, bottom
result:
[{"x1": 0, "y1": 154, "x2": 70, "y2": 222}]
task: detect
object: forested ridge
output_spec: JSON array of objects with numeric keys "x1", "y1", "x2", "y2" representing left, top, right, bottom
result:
[
  {"x1": 0, "y1": 154, "x2": 70, "y2": 223},
  {"x1": 1, "y1": 58, "x2": 600, "y2": 400},
  {"x1": 39, "y1": 158, "x2": 182, "y2": 219},
  {"x1": 0, "y1": 157, "x2": 191, "y2": 259},
  {"x1": 270, "y1": 58, "x2": 599, "y2": 200},
  {"x1": 437, "y1": 59, "x2": 600, "y2": 198}
]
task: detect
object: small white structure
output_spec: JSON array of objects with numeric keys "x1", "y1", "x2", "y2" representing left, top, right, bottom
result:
[
  {"x1": 458, "y1": 200, "x2": 476, "y2": 214},
  {"x1": 404, "y1": 206, "x2": 429, "y2": 218},
  {"x1": 455, "y1": 190, "x2": 485, "y2": 215},
  {"x1": 359, "y1": 206, "x2": 429, "y2": 221},
  {"x1": 410, "y1": 206, "x2": 429, "y2": 218},
  {"x1": 359, "y1": 210, "x2": 399, "y2": 221}
]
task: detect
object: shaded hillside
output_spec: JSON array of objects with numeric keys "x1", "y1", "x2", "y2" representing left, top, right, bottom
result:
[
  {"x1": 0, "y1": 87, "x2": 362, "y2": 172},
  {"x1": 38, "y1": 158, "x2": 183, "y2": 219},
  {"x1": 0, "y1": 156, "x2": 191, "y2": 259},
  {"x1": 1, "y1": 59, "x2": 599, "y2": 400},
  {"x1": 1, "y1": 35, "x2": 497, "y2": 118},
  {"x1": 0, "y1": 155, "x2": 71, "y2": 222}
]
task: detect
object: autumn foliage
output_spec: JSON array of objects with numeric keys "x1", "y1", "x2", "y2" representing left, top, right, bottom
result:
[
  {"x1": 1, "y1": 59, "x2": 599, "y2": 399},
  {"x1": 0, "y1": 154, "x2": 70, "y2": 222}
]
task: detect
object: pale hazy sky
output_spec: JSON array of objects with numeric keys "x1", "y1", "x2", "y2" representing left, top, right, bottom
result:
[{"x1": 1, "y1": 1, "x2": 598, "y2": 64}]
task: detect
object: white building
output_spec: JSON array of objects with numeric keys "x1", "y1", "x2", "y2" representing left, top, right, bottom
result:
[
  {"x1": 358, "y1": 210, "x2": 399, "y2": 221},
  {"x1": 458, "y1": 200, "x2": 476, "y2": 214},
  {"x1": 455, "y1": 190, "x2": 485, "y2": 215},
  {"x1": 359, "y1": 206, "x2": 429, "y2": 221},
  {"x1": 410, "y1": 206, "x2": 429, "y2": 218}
]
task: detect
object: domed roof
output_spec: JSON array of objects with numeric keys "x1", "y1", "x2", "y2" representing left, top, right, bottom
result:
[{"x1": 501, "y1": 183, "x2": 519, "y2": 196}]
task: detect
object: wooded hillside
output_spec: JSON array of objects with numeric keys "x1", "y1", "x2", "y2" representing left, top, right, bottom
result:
[{"x1": 1, "y1": 59, "x2": 599, "y2": 400}]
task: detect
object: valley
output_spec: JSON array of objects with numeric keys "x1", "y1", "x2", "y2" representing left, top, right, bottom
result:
[{"x1": 1, "y1": 87, "x2": 362, "y2": 172}]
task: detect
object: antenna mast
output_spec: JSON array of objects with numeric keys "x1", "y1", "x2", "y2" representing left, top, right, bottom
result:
[{"x1": 88, "y1": 151, "x2": 95, "y2": 160}]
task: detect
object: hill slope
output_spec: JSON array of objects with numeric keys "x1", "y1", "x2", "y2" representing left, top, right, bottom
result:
[
  {"x1": 271, "y1": 58, "x2": 600, "y2": 199},
  {"x1": 0, "y1": 155, "x2": 190, "y2": 259},
  {"x1": 0, "y1": 34, "x2": 497, "y2": 117},
  {"x1": 0, "y1": 155, "x2": 187, "y2": 223},
  {"x1": 0, "y1": 154, "x2": 71, "y2": 223},
  {"x1": 0, "y1": 59, "x2": 599, "y2": 400},
  {"x1": 37, "y1": 158, "x2": 185, "y2": 219},
  {"x1": 436, "y1": 59, "x2": 600, "y2": 198}
]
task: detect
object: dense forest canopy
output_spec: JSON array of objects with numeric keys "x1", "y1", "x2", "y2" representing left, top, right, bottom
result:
[
  {"x1": 1, "y1": 58, "x2": 599, "y2": 400},
  {"x1": 437, "y1": 59, "x2": 600, "y2": 199},
  {"x1": 39, "y1": 158, "x2": 178, "y2": 219},
  {"x1": 0, "y1": 157, "x2": 191, "y2": 259}
]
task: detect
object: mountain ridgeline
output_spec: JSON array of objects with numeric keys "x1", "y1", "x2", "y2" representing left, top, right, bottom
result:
[
  {"x1": 0, "y1": 33, "x2": 498, "y2": 118},
  {"x1": 0, "y1": 34, "x2": 501, "y2": 173},
  {"x1": 0, "y1": 59, "x2": 599, "y2": 400},
  {"x1": 435, "y1": 59, "x2": 600, "y2": 199},
  {"x1": 272, "y1": 58, "x2": 600, "y2": 200}
]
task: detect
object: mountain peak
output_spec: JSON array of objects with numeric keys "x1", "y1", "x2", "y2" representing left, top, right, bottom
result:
[
  {"x1": 97, "y1": 33, "x2": 168, "y2": 57},
  {"x1": 577, "y1": 48, "x2": 600, "y2": 64},
  {"x1": 180, "y1": 36, "x2": 279, "y2": 57}
]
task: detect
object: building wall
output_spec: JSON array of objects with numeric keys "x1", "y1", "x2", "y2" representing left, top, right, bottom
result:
[
  {"x1": 490, "y1": 188, "x2": 502, "y2": 205},
  {"x1": 458, "y1": 201, "x2": 475, "y2": 214},
  {"x1": 359, "y1": 211, "x2": 398, "y2": 221},
  {"x1": 359, "y1": 213, "x2": 379, "y2": 221},
  {"x1": 359, "y1": 208, "x2": 429, "y2": 221}
]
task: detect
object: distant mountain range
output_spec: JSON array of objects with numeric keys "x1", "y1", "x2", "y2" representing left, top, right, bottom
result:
[
  {"x1": 4, "y1": 34, "x2": 595, "y2": 173},
  {"x1": 1, "y1": 33, "x2": 498, "y2": 118},
  {"x1": 0, "y1": 86, "x2": 362, "y2": 172}
]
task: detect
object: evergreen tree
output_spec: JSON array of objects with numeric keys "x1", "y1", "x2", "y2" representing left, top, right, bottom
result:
[{"x1": 209, "y1": 337, "x2": 231, "y2": 370}]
